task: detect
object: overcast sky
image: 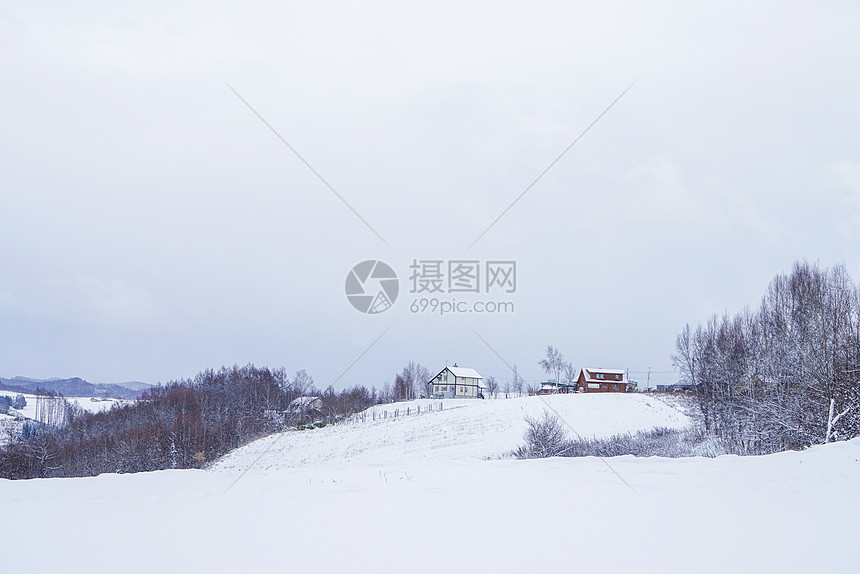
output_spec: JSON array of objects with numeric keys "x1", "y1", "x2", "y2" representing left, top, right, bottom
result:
[{"x1": 2, "y1": 1, "x2": 859, "y2": 390}]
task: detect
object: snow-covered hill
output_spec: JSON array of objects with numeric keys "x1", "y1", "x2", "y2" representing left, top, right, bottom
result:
[
  {"x1": 212, "y1": 393, "x2": 690, "y2": 470},
  {"x1": 1, "y1": 394, "x2": 858, "y2": 573}
]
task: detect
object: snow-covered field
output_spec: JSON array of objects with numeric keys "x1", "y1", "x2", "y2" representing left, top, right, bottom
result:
[
  {"x1": 0, "y1": 394, "x2": 130, "y2": 444},
  {"x1": 213, "y1": 393, "x2": 691, "y2": 470},
  {"x1": 1, "y1": 394, "x2": 857, "y2": 573},
  {"x1": 11, "y1": 393, "x2": 130, "y2": 418}
]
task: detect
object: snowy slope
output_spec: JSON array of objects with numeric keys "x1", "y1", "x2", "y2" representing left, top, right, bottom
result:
[
  {"x1": 212, "y1": 394, "x2": 690, "y2": 471},
  {"x1": 0, "y1": 438, "x2": 858, "y2": 573},
  {"x1": 2, "y1": 394, "x2": 857, "y2": 573}
]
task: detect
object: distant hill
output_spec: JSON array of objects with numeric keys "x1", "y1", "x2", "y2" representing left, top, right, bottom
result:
[
  {"x1": 0, "y1": 377, "x2": 152, "y2": 399},
  {"x1": 113, "y1": 381, "x2": 153, "y2": 392}
]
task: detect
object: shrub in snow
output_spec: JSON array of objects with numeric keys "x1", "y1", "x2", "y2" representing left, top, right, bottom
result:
[
  {"x1": 515, "y1": 414, "x2": 734, "y2": 460},
  {"x1": 514, "y1": 411, "x2": 569, "y2": 459}
]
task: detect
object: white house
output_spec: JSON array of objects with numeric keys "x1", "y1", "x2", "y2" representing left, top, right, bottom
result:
[{"x1": 427, "y1": 364, "x2": 486, "y2": 399}]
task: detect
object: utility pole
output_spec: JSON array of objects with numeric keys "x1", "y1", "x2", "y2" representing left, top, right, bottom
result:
[{"x1": 647, "y1": 366, "x2": 651, "y2": 390}]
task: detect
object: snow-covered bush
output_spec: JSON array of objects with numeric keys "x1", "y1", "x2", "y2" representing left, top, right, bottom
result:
[
  {"x1": 514, "y1": 411, "x2": 569, "y2": 459},
  {"x1": 515, "y1": 414, "x2": 734, "y2": 459}
]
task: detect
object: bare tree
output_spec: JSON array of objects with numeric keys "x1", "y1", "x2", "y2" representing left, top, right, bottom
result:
[
  {"x1": 35, "y1": 393, "x2": 72, "y2": 428},
  {"x1": 512, "y1": 364, "x2": 524, "y2": 397},
  {"x1": 401, "y1": 361, "x2": 431, "y2": 399},
  {"x1": 393, "y1": 374, "x2": 411, "y2": 402},
  {"x1": 673, "y1": 261, "x2": 860, "y2": 453},
  {"x1": 539, "y1": 345, "x2": 566, "y2": 386},
  {"x1": 484, "y1": 375, "x2": 499, "y2": 398},
  {"x1": 563, "y1": 362, "x2": 578, "y2": 388},
  {"x1": 292, "y1": 370, "x2": 316, "y2": 396}
]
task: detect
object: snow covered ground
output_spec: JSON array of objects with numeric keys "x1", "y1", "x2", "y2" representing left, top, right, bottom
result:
[
  {"x1": 1, "y1": 394, "x2": 857, "y2": 573},
  {"x1": 10, "y1": 393, "x2": 131, "y2": 419},
  {"x1": 213, "y1": 393, "x2": 691, "y2": 470},
  {"x1": 0, "y1": 394, "x2": 130, "y2": 444}
]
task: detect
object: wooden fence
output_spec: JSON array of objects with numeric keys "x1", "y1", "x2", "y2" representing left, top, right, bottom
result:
[{"x1": 336, "y1": 401, "x2": 448, "y2": 425}]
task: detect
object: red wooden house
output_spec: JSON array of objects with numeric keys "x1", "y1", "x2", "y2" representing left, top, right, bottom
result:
[{"x1": 576, "y1": 368, "x2": 627, "y2": 393}]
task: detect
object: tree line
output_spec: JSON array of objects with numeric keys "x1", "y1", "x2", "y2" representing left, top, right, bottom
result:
[
  {"x1": 0, "y1": 394, "x2": 27, "y2": 411},
  {"x1": 673, "y1": 261, "x2": 860, "y2": 454},
  {"x1": 0, "y1": 364, "x2": 376, "y2": 479}
]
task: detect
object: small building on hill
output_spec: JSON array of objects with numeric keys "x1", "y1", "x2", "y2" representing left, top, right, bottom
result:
[
  {"x1": 656, "y1": 383, "x2": 695, "y2": 393},
  {"x1": 287, "y1": 396, "x2": 323, "y2": 423},
  {"x1": 577, "y1": 368, "x2": 627, "y2": 393},
  {"x1": 428, "y1": 365, "x2": 486, "y2": 399},
  {"x1": 536, "y1": 381, "x2": 577, "y2": 395}
]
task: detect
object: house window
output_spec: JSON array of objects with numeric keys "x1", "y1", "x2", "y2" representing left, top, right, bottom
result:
[
  {"x1": 615, "y1": 374, "x2": 621, "y2": 381},
  {"x1": 596, "y1": 373, "x2": 605, "y2": 380},
  {"x1": 614, "y1": 384, "x2": 619, "y2": 391}
]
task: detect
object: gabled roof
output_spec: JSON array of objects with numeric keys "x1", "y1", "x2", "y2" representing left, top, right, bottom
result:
[
  {"x1": 428, "y1": 366, "x2": 484, "y2": 383},
  {"x1": 288, "y1": 396, "x2": 322, "y2": 410},
  {"x1": 448, "y1": 366, "x2": 483, "y2": 380},
  {"x1": 578, "y1": 368, "x2": 626, "y2": 383}
]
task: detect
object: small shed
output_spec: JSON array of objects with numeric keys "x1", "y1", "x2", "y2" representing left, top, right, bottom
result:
[
  {"x1": 287, "y1": 396, "x2": 323, "y2": 423},
  {"x1": 536, "y1": 381, "x2": 577, "y2": 395}
]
